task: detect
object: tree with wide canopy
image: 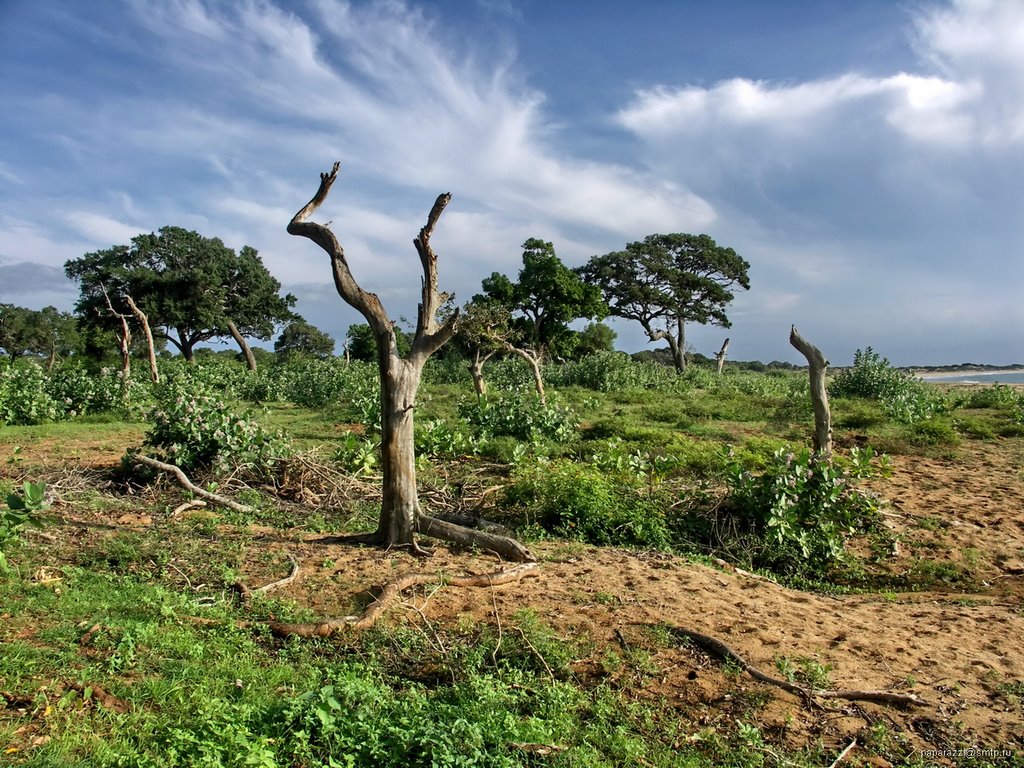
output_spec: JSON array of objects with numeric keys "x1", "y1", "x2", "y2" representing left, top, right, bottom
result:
[{"x1": 581, "y1": 233, "x2": 749, "y2": 372}]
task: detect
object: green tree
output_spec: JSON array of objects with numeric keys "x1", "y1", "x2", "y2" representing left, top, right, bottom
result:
[
  {"x1": 479, "y1": 238, "x2": 605, "y2": 399},
  {"x1": 0, "y1": 304, "x2": 41, "y2": 360},
  {"x1": 575, "y1": 321, "x2": 617, "y2": 358},
  {"x1": 581, "y1": 233, "x2": 750, "y2": 373},
  {"x1": 275, "y1": 320, "x2": 335, "y2": 360},
  {"x1": 0, "y1": 305, "x2": 79, "y2": 367},
  {"x1": 345, "y1": 322, "x2": 411, "y2": 362},
  {"x1": 64, "y1": 227, "x2": 295, "y2": 366}
]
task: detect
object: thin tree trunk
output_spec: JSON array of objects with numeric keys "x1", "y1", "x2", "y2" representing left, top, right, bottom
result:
[
  {"x1": 505, "y1": 345, "x2": 545, "y2": 401},
  {"x1": 124, "y1": 295, "x2": 159, "y2": 383},
  {"x1": 676, "y1": 315, "x2": 687, "y2": 372},
  {"x1": 468, "y1": 356, "x2": 487, "y2": 397},
  {"x1": 117, "y1": 315, "x2": 131, "y2": 378},
  {"x1": 288, "y1": 163, "x2": 531, "y2": 560},
  {"x1": 715, "y1": 337, "x2": 730, "y2": 375},
  {"x1": 226, "y1": 320, "x2": 257, "y2": 372},
  {"x1": 789, "y1": 325, "x2": 832, "y2": 458}
]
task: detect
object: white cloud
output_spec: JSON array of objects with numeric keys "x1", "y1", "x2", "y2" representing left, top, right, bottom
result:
[{"x1": 64, "y1": 212, "x2": 142, "y2": 248}]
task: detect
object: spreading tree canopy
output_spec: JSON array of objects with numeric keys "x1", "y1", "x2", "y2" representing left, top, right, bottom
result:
[
  {"x1": 275, "y1": 320, "x2": 335, "y2": 360},
  {"x1": 0, "y1": 304, "x2": 79, "y2": 366},
  {"x1": 65, "y1": 227, "x2": 295, "y2": 364},
  {"x1": 478, "y1": 238, "x2": 605, "y2": 398},
  {"x1": 581, "y1": 233, "x2": 749, "y2": 372}
]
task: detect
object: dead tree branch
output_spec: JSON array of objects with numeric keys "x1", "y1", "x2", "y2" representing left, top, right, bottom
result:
[
  {"x1": 132, "y1": 454, "x2": 253, "y2": 514},
  {"x1": 790, "y1": 325, "x2": 832, "y2": 457},
  {"x1": 670, "y1": 625, "x2": 925, "y2": 707},
  {"x1": 265, "y1": 562, "x2": 539, "y2": 638}
]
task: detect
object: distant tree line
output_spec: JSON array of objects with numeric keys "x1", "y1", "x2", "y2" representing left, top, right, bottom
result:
[{"x1": 3, "y1": 224, "x2": 756, "y2": 377}]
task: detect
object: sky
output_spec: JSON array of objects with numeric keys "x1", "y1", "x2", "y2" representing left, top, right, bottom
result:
[{"x1": 1, "y1": 0, "x2": 1022, "y2": 366}]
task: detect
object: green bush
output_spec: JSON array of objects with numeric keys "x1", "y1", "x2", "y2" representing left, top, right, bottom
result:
[
  {"x1": 458, "y1": 390, "x2": 577, "y2": 443},
  {"x1": 721, "y1": 447, "x2": 889, "y2": 578},
  {"x1": 0, "y1": 362, "x2": 62, "y2": 425},
  {"x1": 144, "y1": 375, "x2": 289, "y2": 477},
  {"x1": 829, "y1": 348, "x2": 943, "y2": 424},
  {"x1": 1, "y1": 481, "x2": 48, "y2": 572},
  {"x1": 504, "y1": 460, "x2": 672, "y2": 549}
]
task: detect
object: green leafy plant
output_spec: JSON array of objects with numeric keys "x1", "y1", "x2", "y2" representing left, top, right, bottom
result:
[
  {"x1": 144, "y1": 375, "x2": 289, "y2": 478},
  {"x1": 332, "y1": 432, "x2": 380, "y2": 476},
  {"x1": 830, "y1": 347, "x2": 943, "y2": 423},
  {"x1": 721, "y1": 446, "x2": 890, "y2": 578},
  {"x1": 1, "y1": 481, "x2": 48, "y2": 571},
  {"x1": 458, "y1": 389, "x2": 577, "y2": 443}
]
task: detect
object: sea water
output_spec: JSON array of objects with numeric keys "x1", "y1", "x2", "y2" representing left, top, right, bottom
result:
[{"x1": 920, "y1": 371, "x2": 1024, "y2": 384}]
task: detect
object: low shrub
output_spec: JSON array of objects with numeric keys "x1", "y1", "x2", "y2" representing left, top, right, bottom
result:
[
  {"x1": 829, "y1": 348, "x2": 943, "y2": 423},
  {"x1": 144, "y1": 374, "x2": 289, "y2": 478},
  {"x1": 718, "y1": 447, "x2": 890, "y2": 578},
  {"x1": 458, "y1": 390, "x2": 577, "y2": 443},
  {"x1": 504, "y1": 460, "x2": 672, "y2": 549}
]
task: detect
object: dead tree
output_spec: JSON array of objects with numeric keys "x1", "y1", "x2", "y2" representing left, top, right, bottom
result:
[
  {"x1": 100, "y1": 285, "x2": 131, "y2": 378},
  {"x1": 288, "y1": 163, "x2": 534, "y2": 561},
  {"x1": 715, "y1": 337, "x2": 730, "y2": 375},
  {"x1": 226, "y1": 319, "x2": 258, "y2": 372},
  {"x1": 789, "y1": 325, "x2": 832, "y2": 457},
  {"x1": 124, "y1": 295, "x2": 159, "y2": 383}
]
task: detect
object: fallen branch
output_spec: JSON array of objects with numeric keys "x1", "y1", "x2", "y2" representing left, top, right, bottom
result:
[
  {"x1": 132, "y1": 454, "x2": 252, "y2": 514},
  {"x1": 236, "y1": 551, "x2": 300, "y2": 603},
  {"x1": 712, "y1": 558, "x2": 777, "y2": 584},
  {"x1": 827, "y1": 739, "x2": 858, "y2": 768},
  {"x1": 171, "y1": 499, "x2": 208, "y2": 516},
  {"x1": 670, "y1": 626, "x2": 925, "y2": 707},
  {"x1": 266, "y1": 562, "x2": 540, "y2": 638}
]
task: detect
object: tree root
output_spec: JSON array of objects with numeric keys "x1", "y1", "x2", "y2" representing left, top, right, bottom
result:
[
  {"x1": 417, "y1": 514, "x2": 535, "y2": 562},
  {"x1": 235, "y1": 551, "x2": 300, "y2": 603},
  {"x1": 669, "y1": 625, "x2": 926, "y2": 708},
  {"x1": 132, "y1": 454, "x2": 252, "y2": 514},
  {"x1": 265, "y1": 562, "x2": 539, "y2": 638}
]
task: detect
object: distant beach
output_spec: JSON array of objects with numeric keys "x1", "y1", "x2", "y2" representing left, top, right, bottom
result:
[{"x1": 916, "y1": 369, "x2": 1024, "y2": 385}]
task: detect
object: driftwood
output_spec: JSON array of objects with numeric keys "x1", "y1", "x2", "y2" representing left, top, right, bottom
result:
[
  {"x1": 132, "y1": 454, "x2": 253, "y2": 514},
  {"x1": 235, "y1": 551, "x2": 300, "y2": 603},
  {"x1": 265, "y1": 562, "x2": 539, "y2": 638},
  {"x1": 789, "y1": 325, "x2": 832, "y2": 457},
  {"x1": 670, "y1": 625, "x2": 925, "y2": 707},
  {"x1": 715, "y1": 337, "x2": 730, "y2": 375}
]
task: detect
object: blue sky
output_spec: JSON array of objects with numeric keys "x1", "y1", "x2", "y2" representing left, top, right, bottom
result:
[{"x1": 1, "y1": 0, "x2": 1022, "y2": 365}]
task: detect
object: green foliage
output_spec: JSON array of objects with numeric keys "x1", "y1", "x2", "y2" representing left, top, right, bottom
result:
[
  {"x1": 505, "y1": 460, "x2": 672, "y2": 548},
  {"x1": 1, "y1": 481, "x2": 48, "y2": 572},
  {"x1": 0, "y1": 362, "x2": 62, "y2": 425},
  {"x1": 545, "y1": 351, "x2": 675, "y2": 391},
  {"x1": 458, "y1": 390, "x2": 577, "y2": 443},
  {"x1": 144, "y1": 374, "x2": 289, "y2": 477},
  {"x1": 332, "y1": 432, "x2": 380, "y2": 476},
  {"x1": 65, "y1": 226, "x2": 295, "y2": 362},
  {"x1": 477, "y1": 238, "x2": 606, "y2": 361},
  {"x1": 274, "y1": 320, "x2": 335, "y2": 360},
  {"x1": 829, "y1": 348, "x2": 943, "y2": 423},
  {"x1": 722, "y1": 447, "x2": 890, "y2": 577},
  {"x1": 415, "y1": 418, "x2": 477, "y2": 458},
  {"x1": 581, "y1": 233, "x2": 750, "y2": 372}
]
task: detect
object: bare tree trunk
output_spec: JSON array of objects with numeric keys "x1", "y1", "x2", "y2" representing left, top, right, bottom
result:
[
  {"x1": 226, "y1": 320, "x2": 257, "y2": 372},
  {"x1": 288, "y1": 162, "x2": 534, "y2": 561},
  {"x1": 715, "y1": 337, "x2": 730, "y2": 375},
  {"x1": 676, "y1": 315, "x2": 687, "y2": 372},
  {"x1": 505, "y1": 345, "x2": 545, "y2": 402},
  {"x1": 101, "y1": 284, "x2": 131, "y2": 378},
  {"x1": 124, "y1": 295, "x2": 159, "y2": 383},
  {"x1": 789, "y1": 325, "x2": 832, "y2": 458},
  {"x1": 468, "y1": 354, "x2": 487, "y2": 398},
  {"x1": 116, "y1": 316, "x2": 131, "y2": 377}
]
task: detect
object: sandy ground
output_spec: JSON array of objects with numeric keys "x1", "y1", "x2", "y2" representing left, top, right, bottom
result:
[{"x1": 3, "y1": 433, "x2": 1023, "y2": 764}]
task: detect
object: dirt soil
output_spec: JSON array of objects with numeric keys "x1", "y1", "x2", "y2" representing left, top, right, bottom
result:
[{"x1": 4, "y1": 433, "x2": 1023, "y2": 765}]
